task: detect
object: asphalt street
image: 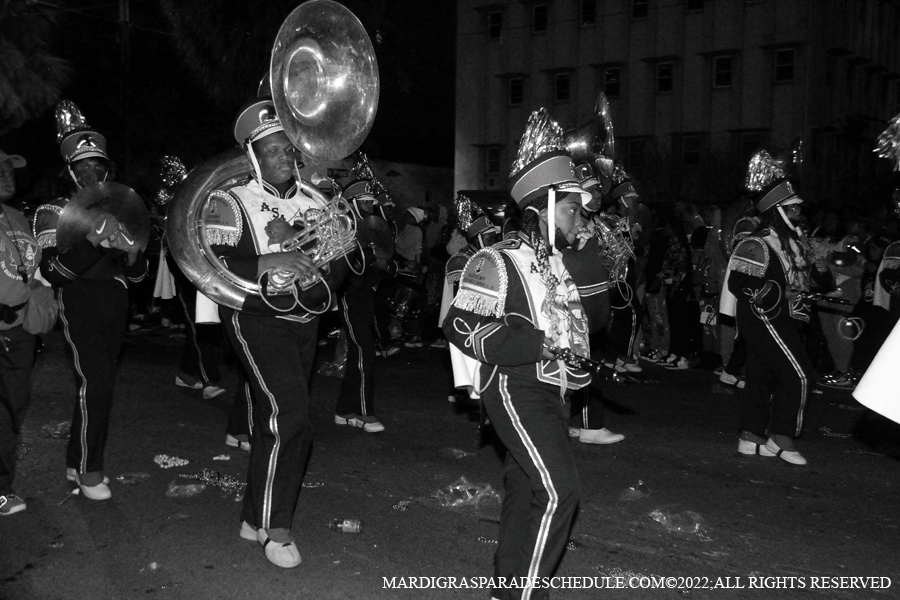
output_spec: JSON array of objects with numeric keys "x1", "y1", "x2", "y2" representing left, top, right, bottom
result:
[{"x1": 1, "y1": 323, "x2": 898, "y2": 600}]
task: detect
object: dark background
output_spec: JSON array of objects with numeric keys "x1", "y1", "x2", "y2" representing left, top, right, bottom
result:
[{"x1": 0, "y1": 0, "x2": 456, "y2": 205}]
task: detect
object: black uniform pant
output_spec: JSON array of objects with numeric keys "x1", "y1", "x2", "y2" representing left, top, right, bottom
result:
[
  {"x1": 59, "y1": 282, "x2": 129, "y2": 475},
  {"x1": 738, "y1": 308, "x2": 813, "y2": 438},
  {"x1": 175, "y1": 271, "x2": 222, "y2": 384},
  {"x1": 336, "y1": 285, "x2": 377, "y2": 417},
  {"x1": 604, "y1": 284, "x2": 639, "y2": 362},
  {"x1": 570, "y1": 386, "x2": 605, "y2": 430},
  {"x1": 0, "y1": 326, "x2": 37, "y2": 496},
  {"x1": 483, "y1": 373, "x2": 580, "y2": 600},
  {"x1": 226, "y1": 374, "x2": 252, "y2": 438},
  {"x1": 221, "y1": 308, "x2": 318, "y2": 530}
]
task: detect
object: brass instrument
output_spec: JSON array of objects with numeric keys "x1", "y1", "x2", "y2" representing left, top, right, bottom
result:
[
  {"x1": 588, "y1": 211, "x2": 634, "y2": 282},
  {"x1": 165, "y1": 0, "x2": 379, "y2": 314},
  {"x1": 547, "y1": 346, "x2": 625, "y2": 384},
  {"x1": 273, "y1": 195, "x2": 358, "y2": 292}
]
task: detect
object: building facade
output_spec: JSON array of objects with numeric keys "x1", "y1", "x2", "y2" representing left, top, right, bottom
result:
[{"x1": 456, "y1": 0, "x2": 900, "y2": 205}]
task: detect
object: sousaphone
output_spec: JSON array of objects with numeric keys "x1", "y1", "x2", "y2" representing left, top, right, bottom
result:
[{"x1": 166, "y1": 0, "x2": 379, "y2": 314}]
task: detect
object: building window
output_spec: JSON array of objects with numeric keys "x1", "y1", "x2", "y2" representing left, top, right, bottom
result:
[
  {"x1": 488, "y1": 11, "x2": 502, "y2": 39},
  {"x1": 555, "y1": 73, "x2": 571, "y2": 102},
  {"x1": 774, "y1": 48, "x2": 795, "y2": 82},
  {"x1": 632, "y1": 0, "x2": 648, "y2": 19},
  {"x1": 656, "y1": 62, "x2": 673, "y2": 93},
  {"x1": 509, "y1": 77, "x2": 524, "y2": 105},
  {"x1": 604, "y1": 68, "x2": 621, "y2": 97},
  {"x1": 627, "y1": 139, "x2": 646, "y2": 171},
  {"x1": 486, "y1": 147, "x2": 501, "y2": 175},
  {"x1": 686, "y1": 0, "x2": 704, "y2": 10},
  {"x1": 713, "y1": 56, "x2": 732, "y2": 88},
  {"x1": 533, "y1": 4, "x2": 548, "y2": 33},
  {"x1": 683, "y1": 136, "x2": 702, "y2": 167},
  {"x1": 581, "y1": 0, "x2": 596, "y2": 25}
]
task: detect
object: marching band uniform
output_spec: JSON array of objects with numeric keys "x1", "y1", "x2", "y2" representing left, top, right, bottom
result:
[
  {"x1": 0, "y1": 151, "x2": 41, "y2": 516},
  {"x1": 443, "y1": 206, "x2": 500, "y2": 400},
  {"x1": 210, "y1": 96, "x2": 325, "y2": 568},
  {"x1": 444, "y1": 109, "x2": 608, "y2": 600},
  {"x1": 34, "y1": 101, "x2": 148, "y2": 500},
  {"x1": 568, "y1": 163, "x2": 623, "y2": 445},
  {"x1": 847, "y1": 240, "x2": 900, "y2": 373},
  {"x1": 333, "y1": 177, "x2": 397, "y2": 433},
  {"x1": 728, "y1": 179, "x2": 813, "y2": 465}
]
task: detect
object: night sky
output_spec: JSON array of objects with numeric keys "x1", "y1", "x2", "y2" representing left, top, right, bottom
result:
[{"x1": 1, "y1": 0, "x2": 456, "y2": 204}]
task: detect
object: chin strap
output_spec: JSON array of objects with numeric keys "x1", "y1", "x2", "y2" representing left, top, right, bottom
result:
[
  {"x1": 776, "y1": 205, "x2": 802, "y2": 235},
  {"x1": 68, "y1": 166, "x2": 109, "y2": 189},
  {"x1": 547, "y1": 187, "x2": 556, "y2": 254}
]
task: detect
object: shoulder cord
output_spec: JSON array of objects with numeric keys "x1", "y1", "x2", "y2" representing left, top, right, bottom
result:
[{"x1": 746, "y1": 281, "x2": 782, "y2": 320}]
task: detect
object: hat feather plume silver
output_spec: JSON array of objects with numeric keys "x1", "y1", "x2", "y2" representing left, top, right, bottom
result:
[
  {"x1": 509, "y1": 108, "x2": 565, "y2": 179},
  {"x1": 55, "y1": 100, "x2": 90, "y2": 143},
  {"x1": 875, "y1": 112, "x2": 900, "y2": 171}
]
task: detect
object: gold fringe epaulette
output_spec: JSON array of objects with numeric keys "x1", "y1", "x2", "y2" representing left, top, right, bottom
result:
[
  {"x1": 731, "y1": 260, "x2": 767, "y2": 278},
  {"x1": 881, "y1": 258, "x2": 900, "y2": 271},
  {"x1": 453, "y1": 247, "x2": 508, "y2": 318},
  {"x1": 730, "y1": 237, "x2": 769, "y2": 279},
  {"x1": 36, "y1": 233, "x2": 57, "y2": 250},
  {"x1": 202, "y1": 190, "x2": 243, "y2": 247},
  {"x1": 33, "y1": 203, "x2": 64, "y2": 249}
]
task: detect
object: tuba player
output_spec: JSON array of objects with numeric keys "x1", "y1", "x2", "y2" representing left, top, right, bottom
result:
[{"x1": 207, "y1": 96, "x2": 323, "y2": 569}]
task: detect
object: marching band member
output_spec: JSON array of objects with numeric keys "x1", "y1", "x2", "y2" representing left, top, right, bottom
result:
[
  {"x1": 442, "y1": 195, "x2": 500, "y2": 401},
  {"x1": 0, "y1": 150, "x2": 42, "y2": 516},
  {"x1": 568, "y1": 163, "x2": 624, "y2": 445},
  {"x1": 209, "y1": 96, "x2": 324, "y2": 568},
  {"x1": 728, "y1": 177, "x2": 814, "y2": 465},
  {"x1": 333, "y1": 163, "x2": 398, "y2": 433},
  {"x1": 34, "y1": 102, "x2": 148, "y2": 500},
  {"x1": 443, "y1": 109, "x2": 609, "y2": 600}
]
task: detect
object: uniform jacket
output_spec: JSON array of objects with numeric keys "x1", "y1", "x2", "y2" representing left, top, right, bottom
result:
[
  {"x1": 443, "y1": 233, "x2": 609, "y2": 393},
  {"x1": 727, "y1": 228, "x2": 811, "y2": 323},
  {"x1": 208, "y1": 176, "x2": 336, "y2": 319},
  {"x1": 33, "y1": 196, "x2": 148, "y2": 290}
]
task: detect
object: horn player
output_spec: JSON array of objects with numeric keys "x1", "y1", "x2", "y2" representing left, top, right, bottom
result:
[
  {"x1": 33, "y1": 101, "x2": 149, "y2": 502},
  {"x1": 333, "y1": 171, "x2": 397, "y2": 434},
  {"x1": 211, "y1": 95, "x2": 323, "y2": 569}
]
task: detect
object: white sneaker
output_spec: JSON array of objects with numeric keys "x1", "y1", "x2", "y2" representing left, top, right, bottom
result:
[
  {"x1": 66, "y1": 468, "x2": 109, "y2": 484},
  {"x1": 568, "y1": 427, "x2": 580, "y2": 438},
  {"x1": 665, "y1": 356, "x2": 690, "y2": 370},
  {"x1": 202, "y1": 385, "x2": 227, "y2": 400},
  {"x1": 578, "y1": 428, "x2": 625, "y2": 445},
  {"x1": 257, "y1": 529, "x2": 301, "y2": 568},
  {"x1": 765, "y1": 439, "x2": 807, "y2": 465},
  {"x1": 175, "y1": 375, "x2": 202, "y2": 390},
  {"x1": 602, "y1": 361, "x2": 627, "y2": 374},
  {"x1": 335, "y1": 414, "x2": 385, "y2": 433},
  {"x1": 240, "y1": 520, "x2": 258, "y2": 541},
  {"x1": 737, "y1": 438, "x2": 775, "y2": 457},
  {"x1": 719, "y1": 372, "x2": 746, "y2": 388},
  {"x1": 74, "y1": 473, "x2": 112, "y2": 501},
  {"x1": 225, "y1": 433, "x2": 251, "y2": 452},
  {"x1": 617, "y1": 358, "x2": 643, "y2": 373}
]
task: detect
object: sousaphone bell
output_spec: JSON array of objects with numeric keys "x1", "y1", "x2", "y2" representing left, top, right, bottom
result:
[{"x1": 166, "y1": 0, "x2": 380, "y2": 315}]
